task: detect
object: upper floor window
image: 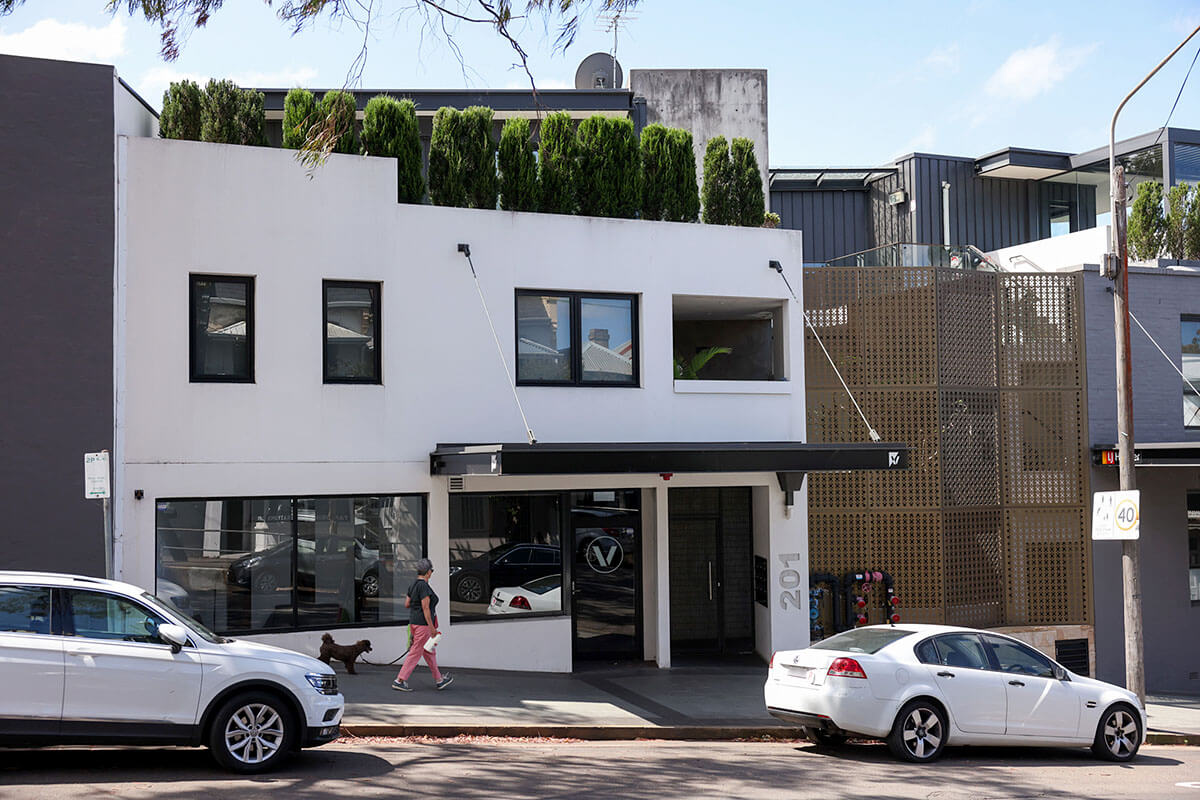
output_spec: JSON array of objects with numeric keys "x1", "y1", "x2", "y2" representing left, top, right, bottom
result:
[
  {"x1": 324, "y1": 281, "x2": 381, "y2": 383},
  {"x1": 1183, "y1": 316, "x2": 1200, "y2": 427},
  {"x1": 515, "y1": 290, "x2": 638, "y2": 386},
  {"x1": 190, "y1": 275, "x2": 253, "y2": 382},
  {"x1": 673, "y1": 295, "x2": 786, "y2": 381}
]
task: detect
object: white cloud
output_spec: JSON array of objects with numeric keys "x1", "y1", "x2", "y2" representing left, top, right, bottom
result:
[
  {"x1": 984, "y1": 36, "x2": 1096, "y2": 102},
  {"x1": 895, "y1": 123, "x2": 937, "y2": 158},
  {"x1": 1172, "y1": 13, "x2": 1200, "y2": 35},
  {"x1": 0, "y1": 17, "x2": 126, "y2": 62},
  {"x1": 923, "y1": 43, "x2": 961, "y2": 74},
  {"x1": 138, "y1": 66, "x2": 319, "y2": 107}
]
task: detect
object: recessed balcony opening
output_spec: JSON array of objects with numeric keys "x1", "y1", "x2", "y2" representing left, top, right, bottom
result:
[{"x1": 672, "y1": 295, "x2": 787, "y2": 382}]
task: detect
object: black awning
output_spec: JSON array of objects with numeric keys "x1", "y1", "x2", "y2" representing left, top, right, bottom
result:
[{"x1": 430, "y1": 441, "x2": 908, "y2": 477}]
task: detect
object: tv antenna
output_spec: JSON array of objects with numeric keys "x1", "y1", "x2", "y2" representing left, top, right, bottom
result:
[{"x1": 597, "y1": 11, "x2": 637, "y2": 86}]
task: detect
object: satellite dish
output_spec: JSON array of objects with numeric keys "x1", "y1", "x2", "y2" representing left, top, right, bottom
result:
[{"x1": 575, "y1": 52, "x2": 623, "y2": 89}]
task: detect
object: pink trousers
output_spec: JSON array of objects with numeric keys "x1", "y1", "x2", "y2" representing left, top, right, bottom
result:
[{"x1": 396, "y1": 624, "x2": 442, "y2": 682}]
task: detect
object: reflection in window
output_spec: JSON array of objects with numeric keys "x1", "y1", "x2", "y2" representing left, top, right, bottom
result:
[
  {"x1": 516, "y1": 291, "x2": 638, "y2": 386},
  {"x1": 928, "y1": 634, "x2": 989, "y2": 669},
  {"x1": 983, "y1": 635, "x2": 1055, "y2": 678},
  {"x1": 190, "y1": 275, "x2": 253, "y2": 382},
  {"x1": 581, "y1": 296, "x2": 635, "y2": 384},
  {"x1": 66, "y1": 591, "x2": 167, "y2": 643},
  {"x1": 448, "y1": 494, "x2": 562, "y2": 620},
  {"x1": 1188, "y1": 493, "x2": 1200, "y2": 604},
  {"x1": 324, "y1": 281, "x2": 380, "y2": 383},
  {"x1": 1174, "y1": 143, "x2": 1200, "y2": 186},
  {"x1": 156, "y1": 495, "x2": 425, "y2": 634},
  {"x1": 1183, "y1": 317, "x2": 1200, "y2": 427},
  {"x1": 0, "y1": 586, "x2": 51, "y2": 635},
  {"x1": 516, "y1": 294, "x2": 572, "y2": 382}
]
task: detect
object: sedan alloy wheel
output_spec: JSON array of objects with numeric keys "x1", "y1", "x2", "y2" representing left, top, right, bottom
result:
[
  {"x1": 1093, "y1": 705, "x2": 1141, "y2": 762},
  {"x1": 888, "y1": 699, "x2": 947, "y2": 762}
]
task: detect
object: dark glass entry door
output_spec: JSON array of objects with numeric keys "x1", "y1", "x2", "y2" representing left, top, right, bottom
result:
[
  {"x1": 668, "y1": 487, "x2": 754, "y2": 656},
  {"x1": 571, "y1": 490, "x2": 642, "y2": 661}
]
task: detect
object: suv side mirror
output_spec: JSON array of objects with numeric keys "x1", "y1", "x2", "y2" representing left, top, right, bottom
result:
[
  {"x1": 158, "y1": 623, "x2": 189, "y2": 653},
  {"x1": 1054, "y1": 665, "x2": 1070, "y2": 681}
]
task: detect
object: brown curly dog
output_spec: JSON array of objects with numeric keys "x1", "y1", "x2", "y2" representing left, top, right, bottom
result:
[{"x1": 318, "y1": 632, "x2": 372, "y2": 674}]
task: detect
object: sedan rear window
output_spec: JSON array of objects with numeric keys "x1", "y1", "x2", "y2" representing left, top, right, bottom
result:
[{"x1": 810, "y1": 628, "x2": 917, "y2": 654}]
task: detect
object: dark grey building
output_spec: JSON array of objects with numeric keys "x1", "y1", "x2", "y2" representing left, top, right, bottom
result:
[
  {"x1": 1084, "y1": 266, "x2": 1200, "y2": 694},
  {"x1": 0, "y1": 54, "x2": 156, "y2": 575},
  {"x1": 773, "y1": 128, "x2": 1200, "y2": 265}
]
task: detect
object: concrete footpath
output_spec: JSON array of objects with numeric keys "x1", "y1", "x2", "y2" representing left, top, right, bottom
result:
[{"x1": 335, "y1": 661, "x2": 1200, "y2": 744}]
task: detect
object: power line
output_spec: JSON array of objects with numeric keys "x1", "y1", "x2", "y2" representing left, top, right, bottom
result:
[{"x1": 1153, "y1": 41, "x2": 1200, "y2": 146}]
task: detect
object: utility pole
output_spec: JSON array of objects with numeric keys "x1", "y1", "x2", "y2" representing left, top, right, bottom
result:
[{"x1": 1107, "y1": 22, "x2": 1200, "y2": 704}]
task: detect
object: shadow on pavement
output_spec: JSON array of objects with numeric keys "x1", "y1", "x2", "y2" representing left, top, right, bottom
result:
[
  {"x1": 793, "y1": 740, "x2": 1184, "y2": 767},
  {"x1": 0, "y1": 745, "x2": 397, "y2": 784}
]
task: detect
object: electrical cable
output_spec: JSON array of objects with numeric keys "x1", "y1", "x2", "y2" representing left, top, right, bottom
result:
[
  {"x1": 769, "y1": 261, "x2": 881, "y2": 442},
  {"x1": 457, "y1": 244, "x2": 537, "y2": 445},
  {"x1": 1153, "y1": 41, "x2": 1200, "y2": 147}
]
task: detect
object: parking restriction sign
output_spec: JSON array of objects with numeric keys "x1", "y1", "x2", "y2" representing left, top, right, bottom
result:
[{"x1": 1092, "y1": 490, "x2": 1139, "y2": 540}]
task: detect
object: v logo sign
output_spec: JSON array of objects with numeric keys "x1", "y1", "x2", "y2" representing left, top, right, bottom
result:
[
  {"x1": 584, "y1": 535, "x2": 624, "y2": 574},
  {"x1": 590, "y1": 543, "x2": 618, "y2": 567}
]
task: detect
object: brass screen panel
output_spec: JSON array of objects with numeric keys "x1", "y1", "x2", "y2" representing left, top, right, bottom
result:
[
  {"x1": 872, "y1": 511, "x2": 942, "y2": 623},
  {"x1": 937, "y1": 270, "x2": 997, "y2": 387},
  {"x1": 943, "y1": 509, "x2": 1005, "y2": 628},
  {"x1": 806, "y1": 389, "x2": 869, "y2": 509},
  {"x1": 1000, "y1": 390, "x2": 1085, "y2": 506},
  {"x1": 808, "y1": 511, "x2": 872, "y2": 578},
  {"x1": 999, "y1": 275, "x2": 1083, "y2": 389},
  {"x1": 859, "y1": 268, "x2": 937, "y2": 387},
  {"x1": 804, "y1": 268, "x2": 862, "y2": 389},
  {"x1": 1005, "y1": 508, "x2": 1090, "y2": 625},
  {"x1": 941, "y1": 391, "x2": 1000, "y2": 507},
  {"x1": 866, "y1": 389, "x2": 940, "y2": 509}
]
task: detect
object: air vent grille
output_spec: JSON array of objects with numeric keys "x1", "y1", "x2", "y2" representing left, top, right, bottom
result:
[
  {"x1": 449, "y1": 476, "x2": 465, "y2": 492},
  {"x1": 1054, "y1": 637, "x2": 1089, "y2": 676}
]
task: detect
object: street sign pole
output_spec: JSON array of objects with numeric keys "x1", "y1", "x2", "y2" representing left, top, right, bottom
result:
[
  {"x1": 102, "y1": 496, "x2": 113, "y2": 580},
  {"x1": 84, "y1": 451, "x2": 113, "y2": 580}
]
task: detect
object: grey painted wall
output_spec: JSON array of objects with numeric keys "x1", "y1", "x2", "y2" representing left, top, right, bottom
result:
[
  {"x1": 0, "y1": 54, "x2": 115, "y2": 576},
  {"x1": 1084, "y1": 268, "x2": 1200, "y2": 693},
  {"x1": 630, "y1": 69, "x2": 769, "y2": 209}
]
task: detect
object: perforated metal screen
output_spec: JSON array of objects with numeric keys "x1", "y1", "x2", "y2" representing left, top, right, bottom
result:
[{"x1": 804, "y1": 266, "x2": 1089, "y2": 627}]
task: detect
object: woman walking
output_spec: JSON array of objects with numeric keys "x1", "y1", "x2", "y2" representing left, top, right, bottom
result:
[{"x1": 393, "y1": 558, "x2": 453, "y2": 691}]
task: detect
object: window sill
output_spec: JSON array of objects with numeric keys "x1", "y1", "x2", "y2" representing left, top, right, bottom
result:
[{"x1": 673, "y1": 379, "x2": 792, "y2": 395}]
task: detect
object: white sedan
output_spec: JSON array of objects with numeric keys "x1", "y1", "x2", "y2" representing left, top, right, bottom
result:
[
  {"x1": 765, "y1": 624, "x2": 1145, "y2": 763},
  {"x1": 486, "y1": 574, "x2": 561, "y2": 614}
]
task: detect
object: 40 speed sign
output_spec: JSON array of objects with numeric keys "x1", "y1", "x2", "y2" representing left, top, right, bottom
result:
[{"x1": 1091, "y1": 490, "x2": 1140, "y2": 540}]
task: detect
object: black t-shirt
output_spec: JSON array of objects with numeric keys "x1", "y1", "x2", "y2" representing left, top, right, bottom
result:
[{"x1": 407, "y1": 579, "x2": 438, "y2": 626}]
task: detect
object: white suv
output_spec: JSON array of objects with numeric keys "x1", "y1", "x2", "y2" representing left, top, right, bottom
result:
[{"x1": 0, "y1": 571, "x2": 344, "y2": 773}]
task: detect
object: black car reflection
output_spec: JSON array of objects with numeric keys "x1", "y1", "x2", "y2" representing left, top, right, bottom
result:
[
  {"x1": 227, "y1": 538, "x2": 381, "y2": 597},
  {"x1": 449, "y1": 543, "x2": 560, "y2": 603}
]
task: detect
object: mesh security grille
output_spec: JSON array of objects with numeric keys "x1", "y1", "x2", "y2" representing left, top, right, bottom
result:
[{"x1": 804, "y1": 266, "x2": 1089, "y2": 628}]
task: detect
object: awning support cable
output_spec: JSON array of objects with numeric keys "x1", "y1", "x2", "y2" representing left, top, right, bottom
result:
[
  {"x1": 770, "y1": 261, "x2": 881, "y2": 442},
  {"x1": 458, "y1": 244, "x2": 537, "y2": 444},
  {"x1": 1128, "y1": 307, "x2": 1200, "y2": 426}
]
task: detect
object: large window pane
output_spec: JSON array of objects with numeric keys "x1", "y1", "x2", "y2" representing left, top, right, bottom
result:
[
  {"x1": 156, "y1": 495, "x2": 425, "y2": 635},
  {"x1": 448, "y1": 494, "x2": 562, "y2": 620},
  {"x1": 157, "y1": 498, "x2": 295, "y2": 634},
  {"x1": 581, "y1": 296, "x2": 636, "y2": 384},
  {"x1": 1188, "y1": 493, "x2": 1200, "y2": 605},
  {"x1": 190, "y1": 275, "x2": 253, "y2": 382},
  {"x1": 517, "y1": 294, "x2": 572, "y2": 382},
  {"x1": 1183, "y1": 317, "x2": 1200, "y2": 427},
  {"x1": 324, "y1": 281, "x2": 380, "y2": 383},
  {"x1": 1174, "y1": 143, "x2": 1200, "y2": 186}
]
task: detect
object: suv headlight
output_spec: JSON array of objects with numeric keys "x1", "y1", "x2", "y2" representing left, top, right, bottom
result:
[{"x1": 305, "y1": 672, "x2": 339, "y2": 695}]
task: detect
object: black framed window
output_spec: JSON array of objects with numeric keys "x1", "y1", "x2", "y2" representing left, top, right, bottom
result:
[
  {"x1": 190, "y1": 275, "x2": 254, "y2": 382},
  {"x1": 1183, "y1": 316, "x2": 1200, "y2": 427},
  {"x1": 155, "y1": 494, "x2": 426, "y2": 635},
  {"x1": 324, "y1": 281, "x2": 381, "y2": 383},
  {"x1": 516, "y1": 290, "x2": 638, "y2": 386}
]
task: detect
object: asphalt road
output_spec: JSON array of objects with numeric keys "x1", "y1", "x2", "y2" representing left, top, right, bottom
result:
[{"x1": 2, "y1": 740, "x2": 1199, "y2": 799}]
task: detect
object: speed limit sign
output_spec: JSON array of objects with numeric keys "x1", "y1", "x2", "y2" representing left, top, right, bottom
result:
[{"x1": 1092, "y1": 490, "x2": 1140, "y2": 540}]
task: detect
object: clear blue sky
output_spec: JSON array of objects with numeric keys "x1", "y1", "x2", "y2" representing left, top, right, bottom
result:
[{"x1": 2, "y1": 0, "x2": 1198, "y2": 166}]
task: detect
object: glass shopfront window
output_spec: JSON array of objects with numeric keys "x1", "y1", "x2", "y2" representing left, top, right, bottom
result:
[
  {"x1": 1189, "y1": 493, "x2": 1200, "y2": 605},
  {"x1": 156, "y1": 494, "x2": 425, "y2": 634},
  {"x1": 448, "y1": 494, "x2": 562, "y2": 620}
]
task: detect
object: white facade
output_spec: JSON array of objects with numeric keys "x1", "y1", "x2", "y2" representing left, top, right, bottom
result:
[{"x1": 114, "y1": 136, "x2": 811, "y2": 672}]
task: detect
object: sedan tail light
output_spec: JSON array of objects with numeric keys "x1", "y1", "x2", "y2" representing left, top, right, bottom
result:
[
  {"x1": 827, "y1": 657, "x2": 867, "y2": 678},
  {"x1": 769, "y1": 651, "x2": 776, "y2": 669},
  {"x1": 509, "y1": 595, "x2": 532, "y2": 610}
]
